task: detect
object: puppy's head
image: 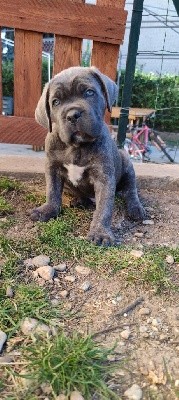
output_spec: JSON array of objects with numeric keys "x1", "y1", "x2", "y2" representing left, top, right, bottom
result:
[{"x1": 35, "y1": 66, "x2": 118, "y2": 146}]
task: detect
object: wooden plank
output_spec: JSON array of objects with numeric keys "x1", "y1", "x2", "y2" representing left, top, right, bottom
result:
[
  {"x1": 91, "y1": 0, "x2": 127, "y2": 123},
  {"x1": 0, "y1": 116, "x2": 47, "y2": 146},
  {"x1": 92, "y1": 0, "x2": 126, "y2": 79},
  {"x1": 14, "y1": 30, "x2": 42, "y2": 117},
  {"x1": 53, "y1": 37, "x2": 82, "y2": 76},
  {"x1": 0, "y1": 27, "x2": 2, "y2": 114},
  {"x1": 0, "y1": 0, "x2": 127, "y2": 45},
  {"x1": 53, "y1": 0, "x2": 84, "y2": 75},
  {"x1": 111, "y1": 107, "x2": 155, "y2": 119}
]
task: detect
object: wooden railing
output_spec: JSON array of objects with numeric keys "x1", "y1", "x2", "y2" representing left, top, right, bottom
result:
[{"x1": 0, "y1": 0, "x2": 127, "y2": 146}]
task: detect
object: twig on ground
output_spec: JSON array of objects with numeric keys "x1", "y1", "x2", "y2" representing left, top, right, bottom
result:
[
  {"x1": 114, "y1": 296, "x2": 144, "y2": 318},
  {"x1": 92, "y1": 323, "x2": 136, "y2": 338}
]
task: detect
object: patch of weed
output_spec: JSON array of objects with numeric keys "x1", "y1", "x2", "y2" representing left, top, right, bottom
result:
[
  {"x1": 21, "y1": 333, "x2": 118, "y2": 399},
  {"x1": 0, "y1": 284, "x2": 62, "y2": 336},
  {"x1": 0, "y1": 196, "x2": 14, "y2": 216},
  {"x1": 0, "y1": 176, "x2": 21, "y2": 192},
  {"x1": 24, "y1": 192, "x2": 46, "y2": 205}
]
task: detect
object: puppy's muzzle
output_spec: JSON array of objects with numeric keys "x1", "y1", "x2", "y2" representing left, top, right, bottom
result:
[{"x1": 66, "y1": 109, "x2": 83, "y2": 125}]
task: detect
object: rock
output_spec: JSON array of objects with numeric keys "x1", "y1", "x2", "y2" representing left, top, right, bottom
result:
[
  {"x1": 175, "y1": 380, "x2": 179, "y2": 387},
  {"x1": 6, "y1": 286, "x2": 14, "y2": 298},
  {"x1": 139, "y1": 307, "x2": 151, "y2": 316},
  {"x1": 70, "y1": 391, "x2": 85, "y2": 400},
  {"x1": 120, "y1": 329, "x2": 130, "y2": 340},
  {"x1": 41, "y1": 382, "x2": 52, "y2": 395},
  {"x1": 59, "y1": 290, "x2": 69, "y2": 298},
  {"x1": 75, "y1": 265, "x2": 91, "y2": 275},
  {"x1": 139, "y1": 325, "x2": 148, "y2": 333},
  {"x1": 130, "y1": 250, "x2": 144, "y2": 258},
  {"x1": 165, "y1": 255, "x2": 174, "y2": 265},
  {"x1": 159, "y1": 334, "x2": 168, "y2": 342},
  {"x1": 152, "y1": 318, "x2": 161, "y2": 327},
  {"x1": 134, "y1": 232, "x2": 144, "y2": 238},
  {"x1": 143, "y1": 220, "x2": 154, "y2": 225},
  {"x1": 21, "y1": 317, "x2": 50, "y2": 336},
  {"x1": 0, "y1": 354, "x2": 12, "y2": 364},
  {"x1": 65, "y1": 275, "x2": 76, "y2": 283},
  {"x1": 124, "y1": 384, "x2": 142, "y2": 400},
  {"x1": 54, "y1": 263, "x2": 67, "y2": 272},
  {"x1": 36, "y1": 265, "x2": 55, "y2": 281},
  {"x1": 0, "y1": 330, "x2": 7, "y2": 352},
  {"x1": 32, "y1": 255, "x2": 50, "y2": 267},
  {"x1": 51, "y1": 298, "x2": 60, "y2": 306},
  {"x1": 80, "y1": 281, "x2": 91, "y2": 292}
]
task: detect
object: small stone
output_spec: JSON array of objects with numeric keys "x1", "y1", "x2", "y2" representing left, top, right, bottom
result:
[
  {"x1": 139, "y1": 307, "x2": 151, "y2": 316},
  {"x1": 51, "y1": 298, "x2": 60, "y2": 306},
  {"x1": 0, "y1": 330, "x2": 7, "y2": 352},
  {"x1": 139, "y1": 325, "x2": 148, "y2": 333},
  {"x1": 70, "y1": 391, "x2": 85, "y2": 400},
  {"x1": 75, "y1": 265, "x2": 91, "y2": 276},
  {"x1": 152, "y1": 318, "x2": 161, "y2": 327},
  {"x1": 0, "y1": 354, "x2": 13, "y2": 364},
  {"x1": 107, "y1": 354, "x2": 116, "y2": 362},
  {"x1": 59, "y1": 290, "x2": 68, "y2": 298},
  {"x1": 130, "y1": 250, "x2": 144, "y2": 258},
  {"x1": 41, "y1": 383, "x2": 52, "y2": 395},
  {"x1": 165, "y1": 255, "x2": 174, "y2": 265},
  {"x1": 145, "y1": 206, "x2": 154, "y2": 212},
  {"x1": 143, "y1": 220, "x2": 154, "y2": 225},
  {"x1": 6, "y1": 286, "x2": 14, "y2": 298},
  {"x1": 124, "y1": 384, "x2": 142, "y2": 400},
  {"x1": 32, "y1": 255, "x2": 50, "y2": 267},
  {"x1": 159, "y1": 334, "x2": 168, "y2": 342},
  {"x1": 175, "y1": 380, "x2": 179, "y2": 387},
  {"x1": 134, "y1": 232, "x2": 144, "y2": 238},
  {"x1": 54, "y1": 263, "x2": 67, "y2": 272},
  {"x1": 80, "y1": 281, "x2": 91, "y2": 292},
  {"x1": 36, "y1": 265, "x2": 55, "y2": 281},
  {"x1": 56, "y1": 395, "x2": 67, "y2": 400},
  {"x1": 21, "y1": 317, "x2": 50, "y2": 336},
  {"x1": 24, "y1": 258, "x2": 34, "y2": 267},
  {"x1": 120, "y1": 329, "x2": 130, "y2": 340},
  {"x1": 65, "y1": 275, "x2": 76, "y2": 283}
]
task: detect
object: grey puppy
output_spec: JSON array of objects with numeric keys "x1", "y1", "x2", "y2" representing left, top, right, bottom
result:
[{"x1": 31, "y1": 66, "x2": 145, "y2": 246}]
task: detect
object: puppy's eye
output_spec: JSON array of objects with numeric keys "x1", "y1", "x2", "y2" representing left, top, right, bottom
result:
[
  {"x1": 52, "y1": 98, "x2": 60, "y2": 107},
  {"x1": 85, "y1": 89, "x2": 95, "y2": 97}
]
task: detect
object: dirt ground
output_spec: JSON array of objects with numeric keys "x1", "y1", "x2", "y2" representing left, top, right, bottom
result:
[{"x1": 0, "y1": 175, "x2": 179, "y2": 400}]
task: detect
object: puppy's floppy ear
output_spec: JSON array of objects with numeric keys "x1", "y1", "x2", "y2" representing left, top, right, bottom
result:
[
  {"x1": 90, "y1": 66, "x2": 118, "y2": 112},
  {"x1": 35, "y1": 82, "x2": 52, "y2": 132}
]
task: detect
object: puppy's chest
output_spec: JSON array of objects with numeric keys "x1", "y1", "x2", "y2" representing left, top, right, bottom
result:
[{"x1": 58, "y1": 148, "x2": 89, "y2": 187}]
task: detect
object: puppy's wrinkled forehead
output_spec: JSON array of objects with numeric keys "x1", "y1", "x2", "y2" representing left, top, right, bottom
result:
[{"x1": 50, "y1": 69, "x2": 100, "y2": 100}]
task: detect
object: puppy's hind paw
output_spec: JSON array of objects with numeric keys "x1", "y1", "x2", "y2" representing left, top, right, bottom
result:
[
  {"x1": 87, "y1": 227, "x2": 115, "y2": 247},
  {"x1": 30, "y1": 203, "x2": 59, "y2": 222},
  {"x1": 127, "y1": 203, "x2": 146, "y2": 221}
]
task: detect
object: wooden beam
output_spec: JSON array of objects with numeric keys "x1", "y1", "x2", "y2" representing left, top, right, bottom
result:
[
  {"x1": 14, "y1": 30, "x2": 43, "y2": 117},
  {"x1": 0, "y1": 0, "x2": 127, "y2": 45}
]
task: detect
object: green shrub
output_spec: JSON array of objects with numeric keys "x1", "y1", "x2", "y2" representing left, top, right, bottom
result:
[{"x1": 118, "y1": 70, "x2": 179, "y2": 132}]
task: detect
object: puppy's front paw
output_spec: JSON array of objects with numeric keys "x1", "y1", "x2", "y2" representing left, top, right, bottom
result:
[
  {"x1": 30, "y1": 203, "x2": 59, "y2": 222},
  {"x1": 127, "y1": 202, "x2": 146, "y2": 221},
  {"x1": 87, "y1": 226, "x2": 115, "y2": 247}
]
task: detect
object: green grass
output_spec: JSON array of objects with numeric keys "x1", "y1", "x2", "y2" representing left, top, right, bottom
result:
[
  {"x1": 19, "y1": 333, "x2": 119, "y2": 399},
  {"x1": 0, "y1": 196, "x2": 14, "y2": 215},
  {"x1": 0, "y1": 176, "x2": 21, "y2": 193},
  {"x1": 0, "y1": 284, "x2": 62, "y2": 337}
]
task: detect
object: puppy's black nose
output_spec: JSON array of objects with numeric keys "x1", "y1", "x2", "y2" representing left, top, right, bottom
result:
[{"x1": 66, "y1": 110, "x2": 82, "y2": 123}]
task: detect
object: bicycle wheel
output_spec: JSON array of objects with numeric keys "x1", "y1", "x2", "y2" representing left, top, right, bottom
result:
[
  {"x1": 151, "y1": 131, "x2": 174, "y2": 163},
  {"x1": 124, "y1": 139, "x2": 143, "y2": 161}
]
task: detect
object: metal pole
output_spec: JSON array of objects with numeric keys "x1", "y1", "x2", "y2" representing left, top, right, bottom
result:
[
  {"x1": 117, "y1": 0, "x2": 144, "y2": 147},
  {"x1": 172, "y1": 0, "x2": 179, "y2": 17}
]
